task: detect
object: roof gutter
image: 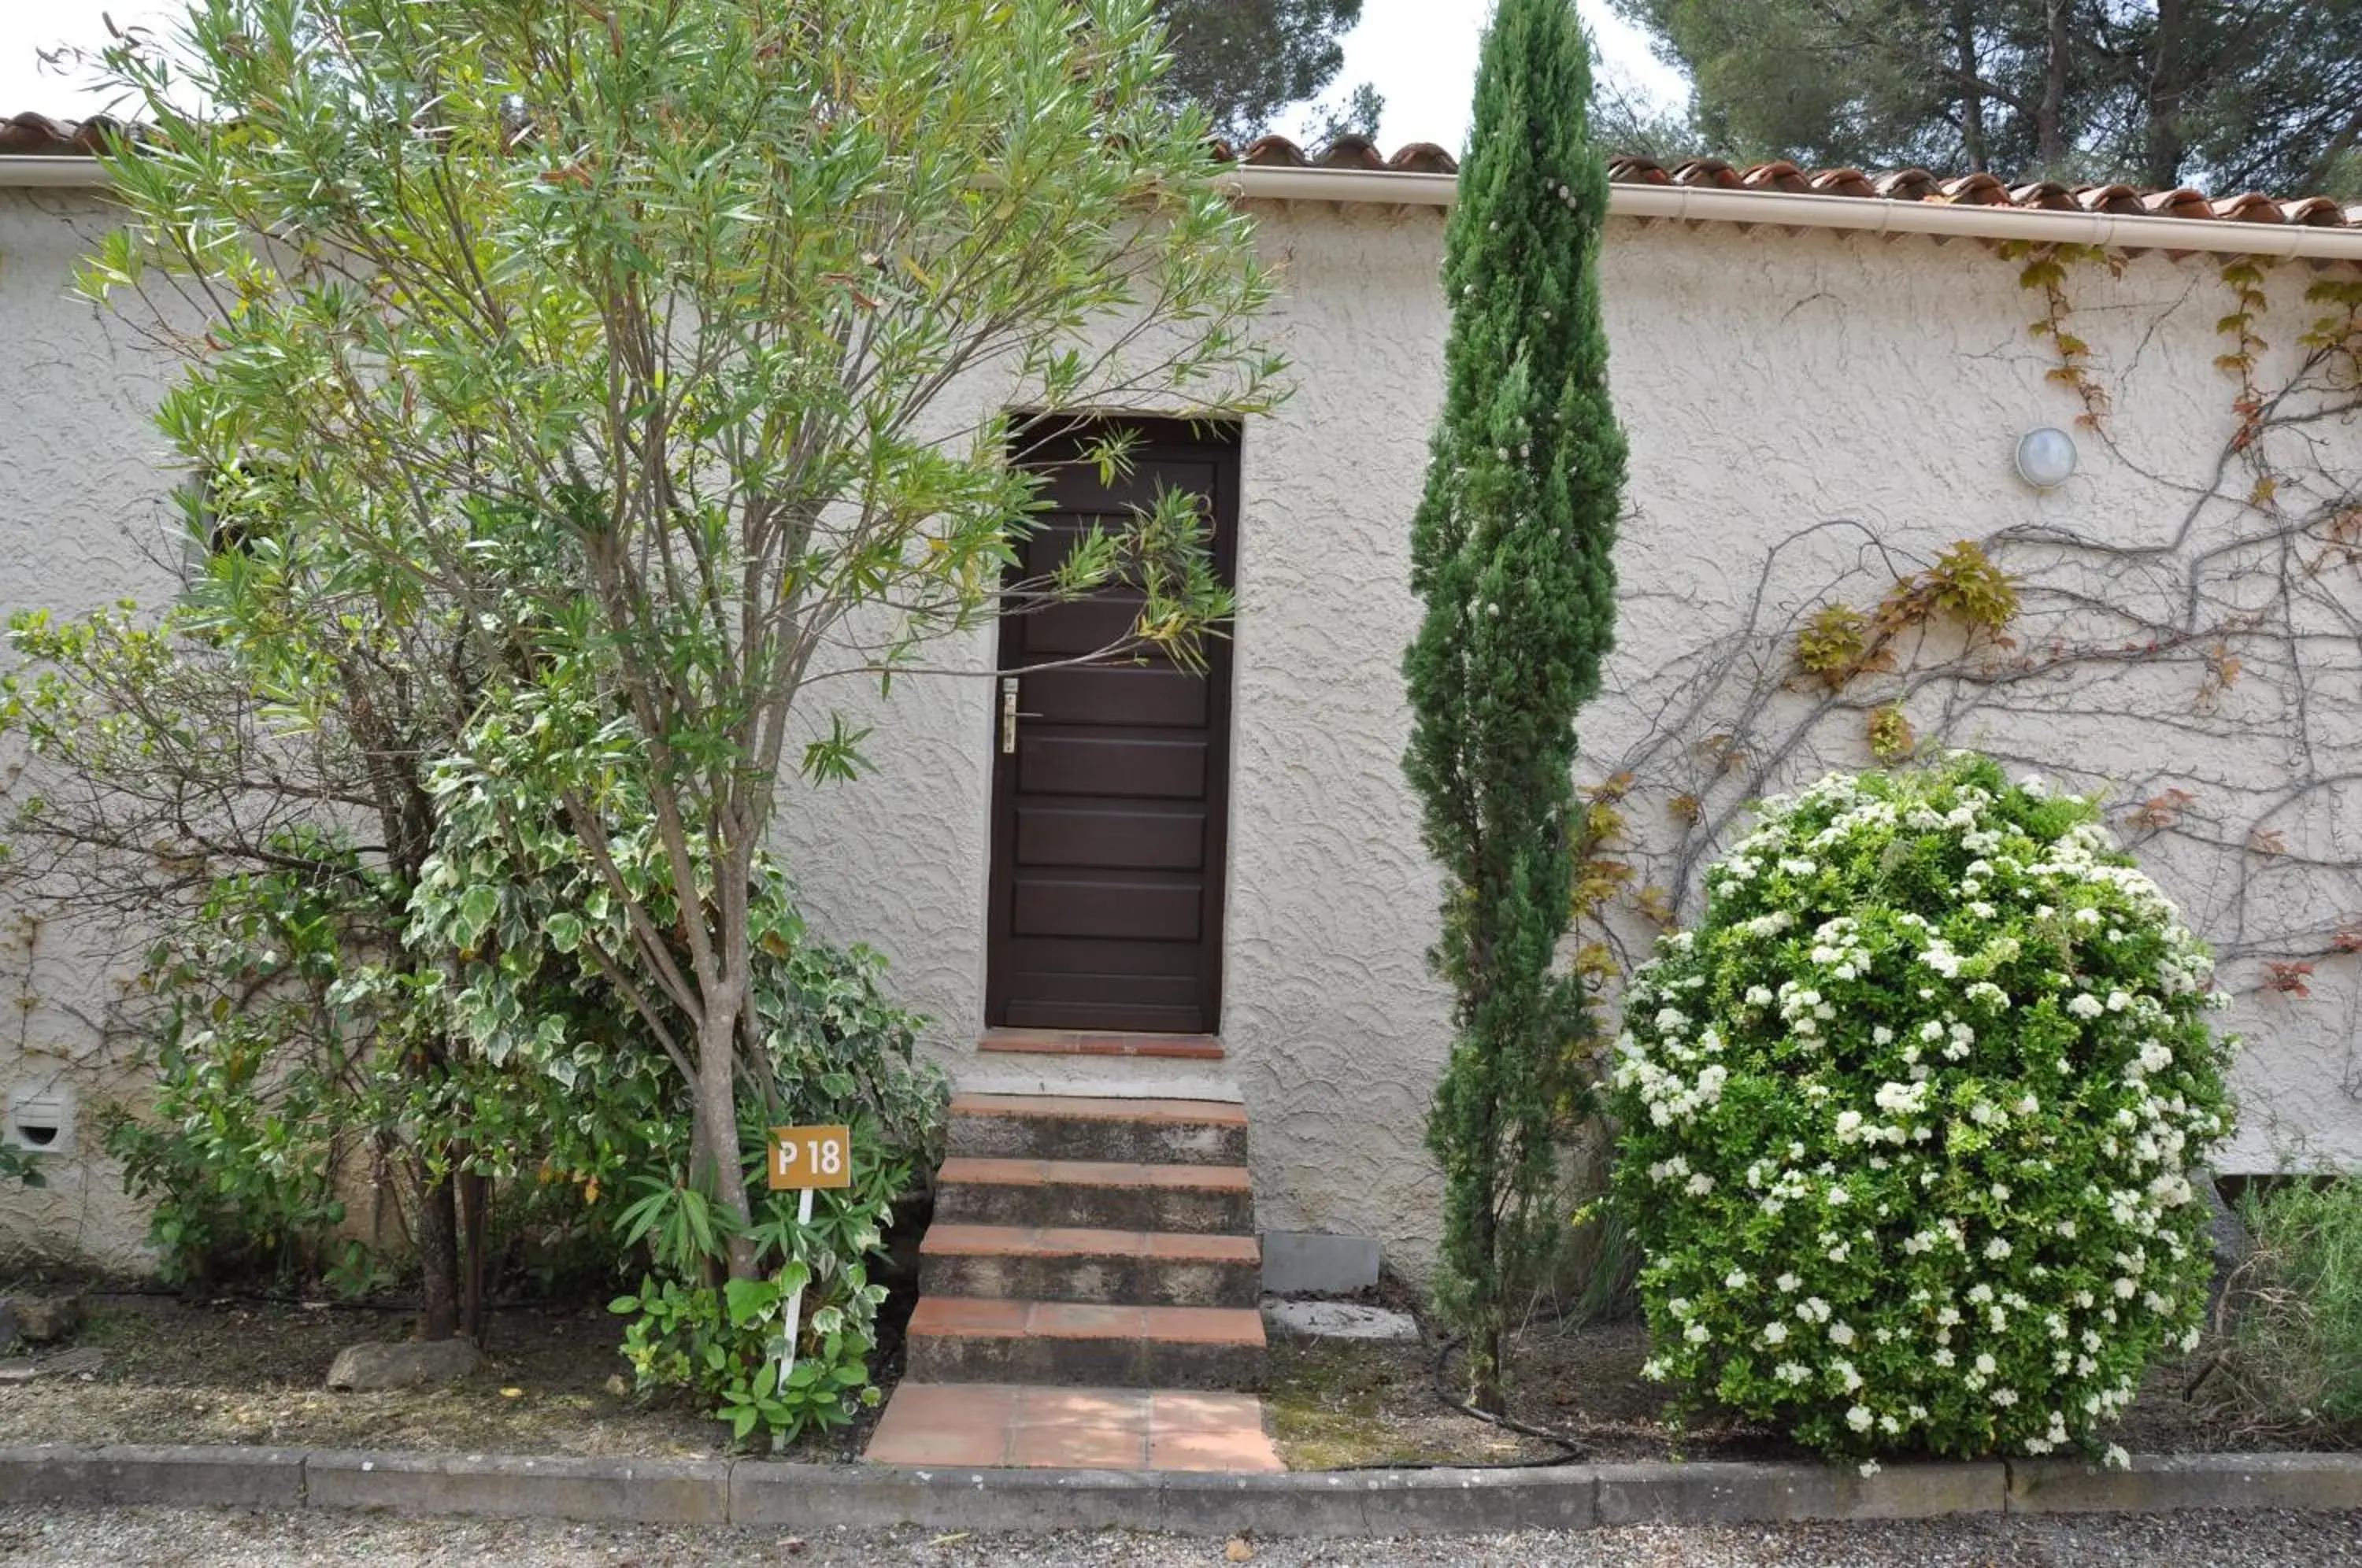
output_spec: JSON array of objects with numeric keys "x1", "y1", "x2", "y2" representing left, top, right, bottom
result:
[
  {"x1": 16, "y1": 153, "x2": 2362, "y2": 262},
  {"x1": 0, "y1": 155, "x2": 109, "y2": 187},
  {"x1": 1224, "y1": 164, "x2": 2362, "y2": 261}
]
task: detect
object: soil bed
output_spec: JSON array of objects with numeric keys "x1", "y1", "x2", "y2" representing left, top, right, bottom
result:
[
  {"x1": 5, "y1": 1289, "x2": 2353, "y2": 1473},
  {"x1": 1264, "y1": 1309, "x2": 2362, "y2": 1470},
  {"x1": 0, "y1": 1291, "x2": 890, "y2": 1461}
]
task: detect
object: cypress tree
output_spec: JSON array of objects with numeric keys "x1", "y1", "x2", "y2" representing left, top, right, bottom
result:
[{"x1": 1405, "y1": 0, "x2": 1626, "y2": 1411}]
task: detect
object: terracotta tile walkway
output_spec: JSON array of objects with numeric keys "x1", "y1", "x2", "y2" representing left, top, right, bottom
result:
[{"x1": 864, "y1": 1382, "x2": 1283, "y2": 1472}]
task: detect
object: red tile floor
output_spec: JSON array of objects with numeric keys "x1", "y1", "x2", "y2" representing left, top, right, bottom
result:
[{"x1": 864, "y1": 1382, "x2": 1283, "y2": 1472}]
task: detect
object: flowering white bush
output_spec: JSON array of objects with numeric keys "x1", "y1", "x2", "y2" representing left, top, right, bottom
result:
[{"x1": 1609, "y1": 753, "x2": 2236, "y2": 1464}]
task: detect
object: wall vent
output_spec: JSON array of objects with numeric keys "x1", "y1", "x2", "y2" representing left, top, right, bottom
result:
[{"x1": 2, "y1": 1085, "x2": 74, "y2": 1157}]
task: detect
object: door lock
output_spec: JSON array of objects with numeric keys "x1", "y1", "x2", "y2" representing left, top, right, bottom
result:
[{"x1": 999, "y1": 676, "x2": 1043, "y2": 754}]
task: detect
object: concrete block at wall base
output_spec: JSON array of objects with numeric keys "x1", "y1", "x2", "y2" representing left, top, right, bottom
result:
[
  {"x1": 1595, "y1": 1460, "x2": 2006, "y2": 1524},
  {"x1": 0, "y1": 1444, "x2": 304, "y2": 1508},
  {"x1": 305, "y1": 1451, "x2": 728, "y2": 1523},
  {"x1": 1260, "y1": 1233, "x2": 1381, "y2": 1296},
  {"x1": 2008, "y1": 1452, "x2": 2362, "y2": 1514},
  {"x1": 730, "y1": 1461, "x2": 1159, "y2": 1532}
]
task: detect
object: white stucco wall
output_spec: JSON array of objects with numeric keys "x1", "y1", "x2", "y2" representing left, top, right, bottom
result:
[
  {"x1": 776, "y1": 204, "x2": 2362, "y2": 1273},
  {"x1": 0, "y1": 189, "x2": 183, "y2": 1270},
  {"x1": 6, "y1": 181, "x2": 2358, "y2": 1277}
]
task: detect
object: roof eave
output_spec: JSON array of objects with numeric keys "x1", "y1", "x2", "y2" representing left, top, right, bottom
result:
[
  {"x1": 1225, "y1": 163, "x2": 2362, "y2": 261},
  {"x1": 14, "y1": 154, "x2": 2360, "y2": 262}
]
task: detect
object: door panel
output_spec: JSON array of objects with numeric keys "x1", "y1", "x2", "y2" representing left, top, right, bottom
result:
[
  {"x1": 984, "y1": 420, "x2": 1238, "y2": 1035},
  {"x1": 1016, "y1": 736, "x2": 1208, "y2": 799}
]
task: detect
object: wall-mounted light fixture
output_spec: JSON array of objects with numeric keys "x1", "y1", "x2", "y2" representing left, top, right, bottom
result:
[{"x1": 2014, "y1": 426, "x2": 2079, "y2": 490}]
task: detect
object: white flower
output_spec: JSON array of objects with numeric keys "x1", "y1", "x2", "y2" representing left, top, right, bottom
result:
[
  {"x1": 1763, "y1": 1321, "x2": 1788, "y2": 1344},
  {"x1": 1846, "y1": 1404, "x2": 1874, "y2": 1432},
  {"x1": 1975, "y1": 1352, "x2": 1997, "y2": 1375},
  {"x1": 1858, "y1": 1459, "x2": 1882, "y2": 1477},
  {"x1": 2068, "y1": 993, "x2": 2106, "y2": 1019},
  {"x1": 1725, "y1": 1269, "x2": 1748, "y2": 1289},
  {"x1": 1776, "y1": 1273, "x2": 1800, "y2": 1293}
]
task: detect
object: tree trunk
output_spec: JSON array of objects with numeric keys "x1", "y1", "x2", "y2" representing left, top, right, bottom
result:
[
  {"x1": 458, "y1": 1168, "x2": 491, "y2": 1346},
  {"x1": 416, "y1": 1160, "x2": 462, "y2": 1342},
  {"x1": 2036, "y1": 0, "x2": 2071, "y2": 170},
  {"x1": 1953, "y1": 2, "x2": 1987, "y2": 172},
  {"x1": 2142, "y1": 0, "x2": 2191, "y2": 188},
  {"x1": 691, "y1": 982, "x2": 761, "y2": 1281}
]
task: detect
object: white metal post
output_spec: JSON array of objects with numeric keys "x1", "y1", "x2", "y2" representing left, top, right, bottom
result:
[{"x1": 777, "y1": 1185, "x2": 815, "y2": 1396}]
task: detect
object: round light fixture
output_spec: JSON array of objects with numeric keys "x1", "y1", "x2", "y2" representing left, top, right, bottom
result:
[{"x1": 2014, "y1": 426, "x2": 2079, "y2": 490}]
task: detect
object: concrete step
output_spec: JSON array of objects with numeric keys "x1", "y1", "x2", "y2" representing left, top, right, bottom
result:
[
  {"x1": 933, "y1": 1157, "x2": 1254, "y2": 1234},
  {"x1": 920, "y1": 1223, "x2": 1261, "y2": 1308},
  {"x1": 903, "y1": 1298, "x2": 1266, "y2": 1390},
  {"x1": 947, "y1": 1093, "x2": 1249, "y2": 1167}
]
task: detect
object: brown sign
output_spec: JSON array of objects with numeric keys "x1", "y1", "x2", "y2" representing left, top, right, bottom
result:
[{"x1": 767, "y1": 1124, "x2": 852, "y2": 1190}]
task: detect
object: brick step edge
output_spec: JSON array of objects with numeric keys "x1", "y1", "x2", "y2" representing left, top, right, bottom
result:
[
  {"x1": 921, "y1": 1226, "x2": 1261, "y2": 1308},
  {"x1": 6, "y1": 1444, "x2": 2361, "y2": 1536},
  {"x1": 947, "y1": 1096, "x2": 1250, "y2": 1166}
]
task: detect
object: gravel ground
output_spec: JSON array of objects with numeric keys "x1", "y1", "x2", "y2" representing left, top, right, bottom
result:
[{"x1": 4, "y1": 1506, "x2": 2361, "y2": 1566}]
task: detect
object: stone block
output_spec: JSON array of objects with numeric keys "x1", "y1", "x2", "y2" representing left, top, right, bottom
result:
[
  {"x1": 1260, "y1": 1232, "x2": 1380, "y2": 1296},
  {"x1": 6, "y1": 1295, "x2": 84, "y2": 1344},
  {"x1": 324, "y1": 1338, "x2": 480, "y2": 1391},
  {"x1": 729, "y1": 1460, "x2": 1157, "y2": 1531},
  {"x1": 2008, "y1": 1452, "x2": 2362, "y2": 1514},
  {"x1": 1595, "y1": 1459, "x2": 2005, "y2": 1524},
  {"x1": 305, "y1": 1450, "x2": 728, "y2": 1523},
  {"x1": 0, "y1": 1443, "x2": 302, "y2": 1508}
]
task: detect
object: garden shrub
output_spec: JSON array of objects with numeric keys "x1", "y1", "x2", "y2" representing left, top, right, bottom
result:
[{"x1": 1610, "y1": 753, "x2": 2236, "y2": 1466}]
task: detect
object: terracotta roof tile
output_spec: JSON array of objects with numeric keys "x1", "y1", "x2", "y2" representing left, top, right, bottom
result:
[
  {"x1": 1808, "y1": 168, "x2": 1878, "y2": 199},
  {"x1": 2008, "y1": 179, "x2": 2079, "y2": 211},
  {"x1": 2074, "y1": 183, "x2": 2148, "y2": 215},
  {"x1": 1871, "y1": 168, "x2": 1942, "y2": 202},
  {"x1": 2141, "y1": 187, "x2": 2215, "y2": 220},
  {"x1": 1741, "y1": 159, "x2": 1815, "y2": 194},
  {"x1": 1938, "y1": 172, "x2": 2012, "y2": 205},
  {"x1": 8, "y1": 113, "x2": 2357, "y2": 233},
  {"x1": 2210, "y1": 191, "x2": 2285, "y2": 223},
  {"x1": 1, "y1": 111, "x2": 135, "y2": 155}
]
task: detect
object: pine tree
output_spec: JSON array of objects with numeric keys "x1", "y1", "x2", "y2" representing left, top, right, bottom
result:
[{"x1": 1405, "y1": 0, "x2": 1626, "y2": 1411}]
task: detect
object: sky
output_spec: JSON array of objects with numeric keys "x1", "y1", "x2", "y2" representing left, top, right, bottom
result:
[{"x1": 0, "y1": 2, "x2": 1690, "y2": 151}]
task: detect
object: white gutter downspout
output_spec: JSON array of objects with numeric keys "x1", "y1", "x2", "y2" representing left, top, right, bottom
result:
[
  {"x1": 14, "y1": 153, "x2": 2362, "y2": 263},
  {"x1": 1222, "y1": 164, "x2": 2362, "y2": 264}
]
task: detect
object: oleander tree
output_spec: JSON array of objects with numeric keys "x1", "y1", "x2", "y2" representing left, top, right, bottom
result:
[
  {"x1": 1403, "y1": 0, "x2": 1628, "y2": 1410},
  {"x1": 80, "y1": 0, "x2": 1280, "y2": 1298}
]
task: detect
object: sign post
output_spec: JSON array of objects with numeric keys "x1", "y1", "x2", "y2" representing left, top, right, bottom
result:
[{"x1": 766, "y1": 1125, "x2": 852, "y2": 1400}]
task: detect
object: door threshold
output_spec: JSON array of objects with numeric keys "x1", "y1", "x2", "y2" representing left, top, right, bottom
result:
[{"x1": 978, "y1": 1029, "x2": 1226, "y2": 1061}]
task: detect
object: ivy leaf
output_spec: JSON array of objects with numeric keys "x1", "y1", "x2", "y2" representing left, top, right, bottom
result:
[{"x1": 455, "y1": 885, "x2": 498, "y2": 944}]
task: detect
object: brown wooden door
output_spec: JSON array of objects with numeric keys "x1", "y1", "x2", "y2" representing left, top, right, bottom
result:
[{"x1": 984, "y1": 420, "x2": 1238, "y2": 1034}]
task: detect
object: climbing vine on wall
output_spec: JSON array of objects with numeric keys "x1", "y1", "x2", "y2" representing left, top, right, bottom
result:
[{"x1": 1568, "y1": 251, "x2": 2362, "y2": 1115}]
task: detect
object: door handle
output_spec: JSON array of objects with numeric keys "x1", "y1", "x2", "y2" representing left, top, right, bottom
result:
[{"x1": 999, "y1": 677, "x2": 1043, "y2": 754}]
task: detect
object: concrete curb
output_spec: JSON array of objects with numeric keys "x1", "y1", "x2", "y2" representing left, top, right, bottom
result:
[{"x1": 3, "y1": 1443, "x2": 2360, "y2": 1536}]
